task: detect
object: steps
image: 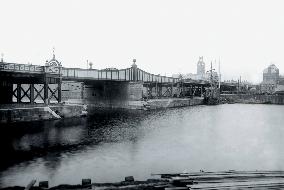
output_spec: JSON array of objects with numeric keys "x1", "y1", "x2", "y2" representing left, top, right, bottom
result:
[{"x1": 43, "y1": 107, "x2": 61, "y2": 119}]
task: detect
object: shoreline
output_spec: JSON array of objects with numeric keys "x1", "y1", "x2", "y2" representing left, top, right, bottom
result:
[
  {"x1": 220, "y1": 94, "x2": 284, "y2": 105},
  {"x1": 0, "y1": 97, "x2": 204, "y2": 123},
  {"x1": 1, "y1": 171, "x2": 284, "y2": 190},
  {"x1": 1, "y1": 94, "x2": 284, "y2": 123}
]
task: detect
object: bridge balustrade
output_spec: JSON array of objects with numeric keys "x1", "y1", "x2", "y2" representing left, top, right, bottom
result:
[
  {"x1": 0, "y1": 62, "x2": 62, "y2": 75},
  {"x1": 136, "y1": 68, "x2": 178, "y2": 83},
  {"x1": 62, "y1": 68, "x2": 134, "y2": 81}
]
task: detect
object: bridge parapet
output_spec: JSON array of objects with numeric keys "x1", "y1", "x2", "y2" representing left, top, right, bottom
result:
[{"x1": 0, "y1": 62, "x2": 61, "y2": 75}]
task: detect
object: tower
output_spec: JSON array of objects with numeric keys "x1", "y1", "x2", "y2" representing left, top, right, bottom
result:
[
  {"x1": 197, "y1": 56, "x2": 205, "y2": 78},
  {"x1": 45, "y1": 47, "x2": 62, "y2": 67}
]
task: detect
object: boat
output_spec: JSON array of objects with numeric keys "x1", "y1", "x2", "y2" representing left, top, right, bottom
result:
[{"x1": 204, "y1": 62, "x2": 220, "y2": 105}]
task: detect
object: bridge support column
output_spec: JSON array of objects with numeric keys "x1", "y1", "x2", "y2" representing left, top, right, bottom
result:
[
  {"x1": 157, "y1": 85, "x2": 163, "y2": 97},
  {"x1": 44, "y1": 82, "x2": 49, "y2": 105},
  {"x1": 146, "y1": 85, "x2": 153, "y2": 99},
  {"x1": 155, "y1": 82, "x2": 158, "y2": 98},
  {"x1": 16, "y1": 84, "x2": 21, "y2": 103},
  {"x1": 0, "y1": 80, "x2": 13, "y2": 104},
  {"x1": 30, "y1": 84, "x2": 35, "y2": 104},
  {"x1": 58, "y1": 79, "x2": 62, "y2": 103},
  {"x1": 171, "y1": 83, "x2": 174, "y2": 97}
]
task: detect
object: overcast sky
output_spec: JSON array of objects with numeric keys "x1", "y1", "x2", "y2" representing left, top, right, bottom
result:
[{"x1": 1, "y1": 0, "x2": 284, "y2": 83}]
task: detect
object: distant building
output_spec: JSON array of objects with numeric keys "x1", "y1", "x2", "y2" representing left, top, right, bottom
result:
[
  {"x1": 275, "y1": 76, "x2": 284, "y2": 94},
  {"x1": 172, "y1": 57, "x2": 219, "y2": 82},
  {"x1": 261, "y1": 64, "x2": 280, "y2": 93},
  {"x1": 263, "y1": 64, "x2": 279, "y2": 82}
]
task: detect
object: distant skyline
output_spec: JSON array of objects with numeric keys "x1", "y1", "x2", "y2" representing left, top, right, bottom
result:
[{"x1": 1, "y1": 0, "x2": 284, "y2": 83}]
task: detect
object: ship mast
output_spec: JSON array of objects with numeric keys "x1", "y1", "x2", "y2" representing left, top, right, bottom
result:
[
  {"x1": 218, "y1": 58, "x2": 221, "y2": 89},
  {"x1": 208, "y1": 61, "x2": 215, "y2": 88}
]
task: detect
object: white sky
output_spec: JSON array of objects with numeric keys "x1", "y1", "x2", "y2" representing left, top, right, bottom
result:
[{"x1": 1, "y1": 0, "x2": 284, "y2": 83}]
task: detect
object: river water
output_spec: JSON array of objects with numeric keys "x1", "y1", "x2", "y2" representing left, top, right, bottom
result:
[{"x1": 0, "y1": 104, "x2": 284, "y2": 187}]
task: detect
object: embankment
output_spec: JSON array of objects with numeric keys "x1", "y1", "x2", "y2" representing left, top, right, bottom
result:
[
  {"x1": 0, "y1": 97, "x2": 204, "y2": 123},
  {"x1": 146, "y1": 97, "x2": 204, "y2": 109},
  {"x1": 220, "y1": 94, "x2": 284, "y2": 105},
  {"x1": 0, "y1": 104, "x2": 85, "y2": 123},
  {"x1": 123, "y1": 97, "x2": 204, "y2": 110}
]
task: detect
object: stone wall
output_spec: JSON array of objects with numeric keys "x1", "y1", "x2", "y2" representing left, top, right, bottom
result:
[
  {"x1": 128, "y1": 82, "x2": 143, "y2": 100},
  {"x1": 0, "y1": 81, "x2": 13, "y2": 103},
  {"x1": 147, "y1": 97, "x2": 204, "y2": 109},
  {"x1": 61, "y1": 81, "x2": 84, "y2": 101},
  {"x1": 83, "y1": 81, "x2": 143, "y2": 108}
]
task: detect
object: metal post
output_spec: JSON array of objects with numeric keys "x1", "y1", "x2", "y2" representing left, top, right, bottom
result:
[
  {"x1": 182, "y1": 81, "x2": 184, "y2": 97},
  {"x1": 44, "y1": 82, "x2": 48, "y2": 105},
  {"x1": 30, "y1": 84, "x2": 35, "y2": 104},
  {"x1": 171, "y1": 82, "x2": 173, "y2": 97},
  {"x1": 16, "y1": 83, "x2": 21, "y2": 103},
  {"x1": 156, "y1": 82, "x2": 158, "y2": 98},
  {"x1": 237, "y1": 79, "x2": 239, "y2": 94},
  {"x1": 58, "y1": 79, "x2": 62, "y2": 103}
]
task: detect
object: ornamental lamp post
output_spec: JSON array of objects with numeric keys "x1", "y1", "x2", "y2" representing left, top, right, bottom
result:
[{"x1": 132, "y1": 59, "x2": 137, "y2": 81}]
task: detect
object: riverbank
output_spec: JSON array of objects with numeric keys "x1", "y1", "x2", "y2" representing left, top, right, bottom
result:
[
  {"x1": 2, "y1": 94, "x2": 284, "y2": 123},
  {"x1": 0, "y1": 104, "x2": 86, "y2": 123},
  {"x1": 126, "y1": 97, "x2": 204, "y2": 110},
  {"x1": 220, "y1": 94, "x2": 284, "y2": 105},
  {"x1": 1, "y1": 171, "x2": 284, "y2": 190},
  {"x1": 0, "y1": 97, "x2": 204, "y2": 123}
]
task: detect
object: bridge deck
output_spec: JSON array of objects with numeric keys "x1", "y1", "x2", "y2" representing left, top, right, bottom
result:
[{"x1": 1, "y1": 62, "x2": 211, "y2": 85}]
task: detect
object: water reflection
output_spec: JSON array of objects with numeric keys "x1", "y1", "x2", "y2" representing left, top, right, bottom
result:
[{"x1": 0, "y1": 104, "x2": 284, "y2": 187}]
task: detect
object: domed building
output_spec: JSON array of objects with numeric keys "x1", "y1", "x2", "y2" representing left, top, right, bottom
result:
[{"x1": 263, "y1": 64, "x2": 279, "y2": 82}]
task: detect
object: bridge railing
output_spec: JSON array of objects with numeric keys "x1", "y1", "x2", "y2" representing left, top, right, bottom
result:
[
  {"x1": 62, "y1": 67, "x2": 180, "y2": 83},
  {"x1": 62, "y1": 67, "x2": 133, "y2": 81},
  {"x1": 1, "y1": 62, "x2": 180, "y2": 83},
  {"x1": 136, "y1": 68, "x2": 179, "y2": 83}
]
